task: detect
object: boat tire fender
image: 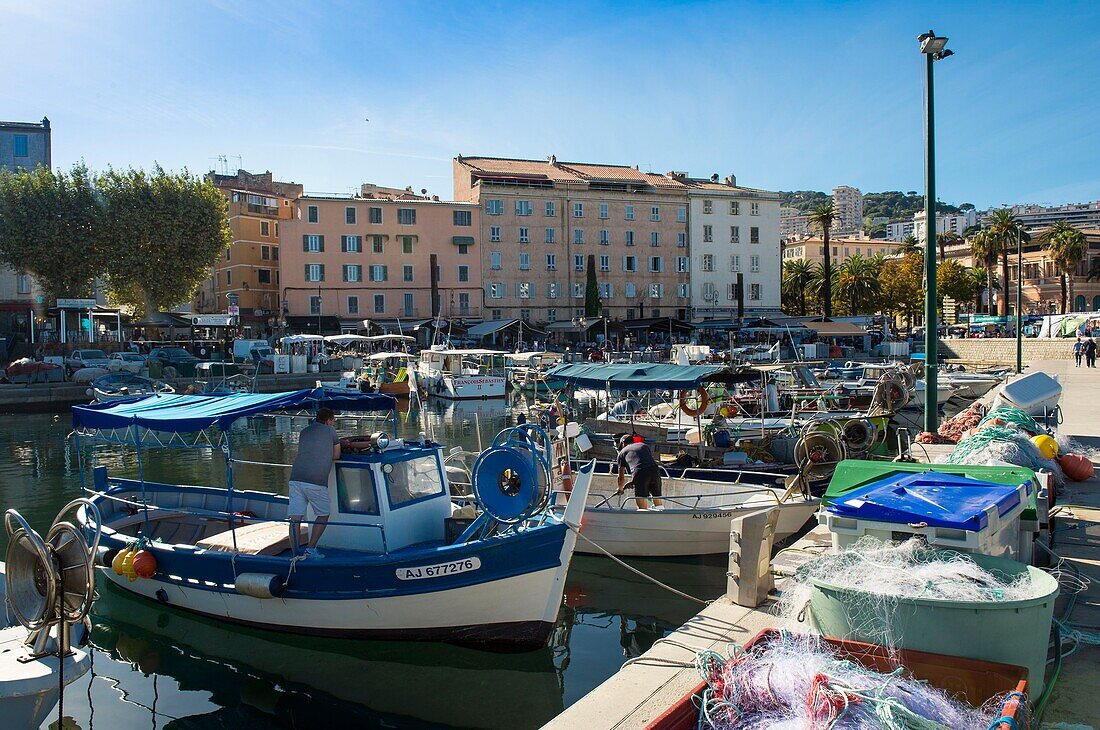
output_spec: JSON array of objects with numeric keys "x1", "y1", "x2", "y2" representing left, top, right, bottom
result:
[
  {"x1": 679, "y1": 388, "x2": 709, "y2": 418},
  {"x1": 235, "y1": 573, "x2": 286, "y2": 599},
  {"x1": 98, "y1": 545, "x2": 118, "y2": 568}
]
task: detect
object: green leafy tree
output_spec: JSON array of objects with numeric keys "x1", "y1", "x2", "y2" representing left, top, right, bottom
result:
[
  {"x1": 0, "y1": 163, "x2": 106, "y2": 302},
  {"x1": 97, "y1": 166, "x2": 230, "y2": 315},
  {"x1": 806, "y1": 203, "x2": 837, "y2": 317},
  {"x1": 897, "y1": 235, "x2": 922, "y2": 257},
  {"x1": 986, "y1": 208, "x2": 1028, "y2": 316},
  {"x1": 937, "y1": 231, "x2": 963, "y2": 262},
  {"x1": 879, "y1": 252, "x2": 923, "y2": 329},
  {"x1": 836, "y1": 253, "x2": 881, "y2": 315},
  {"x1": 937, "y1": 259, "x2": 981, "y2": 318},
  {"x1": 782, "y1": 258, "x2": 817, "y2": 315},
  {"x1": 584, "y1": 253, "x2": 601, "y2": 317},
  {"x1": 968, "y1": 229, "x2": 998, "y2": 314},
  {"x1": 1042, "y1": 221, "x2": 1088, "y2": 313}
]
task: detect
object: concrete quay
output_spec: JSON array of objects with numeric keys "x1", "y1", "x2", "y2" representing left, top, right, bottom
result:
[{"x1": 547, "y1": 359, "x2": 1100, "y2": 729}]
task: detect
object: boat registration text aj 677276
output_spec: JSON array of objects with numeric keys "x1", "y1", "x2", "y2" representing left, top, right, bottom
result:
[{"x1": 396, "y1": 557, "x2": 482, "y2": 580}]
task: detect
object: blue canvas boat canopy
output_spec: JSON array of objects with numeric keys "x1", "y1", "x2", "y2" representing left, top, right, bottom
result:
[
  {"x1": 545, "y1": 363, "x2": 723, "y2": 391},
  {"x1": 72, "y1": 388, "x2": 396, "y2": 433}
]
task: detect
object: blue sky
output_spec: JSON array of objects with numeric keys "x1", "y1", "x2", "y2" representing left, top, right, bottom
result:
[{"x1": 4, "y1": 0, "x2": 1098, "y2": 208}]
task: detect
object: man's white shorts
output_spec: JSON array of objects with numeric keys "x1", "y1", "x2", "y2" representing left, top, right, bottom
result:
[{"x1": 288, "y1": 480, "x2": 331, "y2": 517}]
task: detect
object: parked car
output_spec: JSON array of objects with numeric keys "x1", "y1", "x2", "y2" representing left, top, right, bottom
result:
[
  {"x1": 109, "y1": 351, "x2": 147, "y2": 373},
  {"x1": 65, "y1": 349, "x2": 112, "y2": 376},
  {"x1": 148, "y1": 347, "x2": 202, "y2": 377}
]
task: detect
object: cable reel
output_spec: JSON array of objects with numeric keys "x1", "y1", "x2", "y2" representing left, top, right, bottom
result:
[
  {"x1": 471, "y1": 424, "x2": 552, "y2": 523},
  {"x1": 794, "y1": 424, "x2": 847, "y2": 481},
  {"x1": 841, "y1": 418, "x2": 878, "y2": 454}
]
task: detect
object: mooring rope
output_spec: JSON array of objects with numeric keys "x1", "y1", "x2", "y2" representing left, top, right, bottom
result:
[{"x1": 565, "y1": 523, "x2": 713, "y2": 606}]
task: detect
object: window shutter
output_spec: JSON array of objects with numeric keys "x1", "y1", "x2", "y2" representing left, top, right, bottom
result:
[
  {"x1": 303, "y1": 234, "x2": 309, "y2": 251},
  {"x1": 382, "y1": 265, "x2": 388, "y2": 281},
  {"x1": 318, "y1": 235, "x2": 325, "y2": 252},
  {"x1": 304, "y1": 264, "x2": 310, "y2": 280},
  {"x1": 319, "y1": 264, "x2": 325, "y2": 281},
  {"x1": 340, "y1": 236, "x2": 347, "y2": 253}
]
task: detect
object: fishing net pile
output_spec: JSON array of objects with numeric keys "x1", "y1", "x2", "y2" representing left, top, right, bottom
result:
[
  {"x1": 944, "y1": 407, "x2": 1064, "y2": 486},
  {"x1": 915, "y1": 402, "x2": 985, "y2": 444},
  {"x1": 776, "y1": 538, "x2": 1036, "y2": 649},
  {"x1": 694, "y1": 632, "x2": 1019, "y2": 729}
]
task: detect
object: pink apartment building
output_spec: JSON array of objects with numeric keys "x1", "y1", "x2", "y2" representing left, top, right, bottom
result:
[{"x1": 280, "y1": 188, "x2": 483, "y2": 333}]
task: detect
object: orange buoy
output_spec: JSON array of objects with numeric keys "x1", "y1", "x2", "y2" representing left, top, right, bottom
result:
[
  {"x1": 1058, "y1": 453, "x2": 1095, "y2": 482},
  {"x1": 680, "y1": 387, "x2": 710, "y2": 418},
  {"x1": 132, "y1": 549, "x2": 158, "y2": 579}
]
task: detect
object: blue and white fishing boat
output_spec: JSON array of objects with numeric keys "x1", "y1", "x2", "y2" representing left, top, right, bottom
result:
[{"x1": 73, "y1": 389, "x2": 591, "y2": 647}]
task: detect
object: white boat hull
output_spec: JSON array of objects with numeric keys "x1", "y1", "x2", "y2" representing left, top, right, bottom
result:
[{"x1": 425, "y1": 375, "x2": 507, "y2": 400}]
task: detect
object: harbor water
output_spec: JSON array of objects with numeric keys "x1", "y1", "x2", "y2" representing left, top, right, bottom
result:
[{"x1": 0, "y1": 400, "x2": 727, "y2": 729}]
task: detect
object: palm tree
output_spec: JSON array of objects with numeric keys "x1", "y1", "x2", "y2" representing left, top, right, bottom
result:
[
  {"x1": 782, "y1": 259, "x2": 816, "y2": 316},
  {"x1": 1042, "y1": 221, "x2": 1088, "y2": 313},
  {"x1": 938, "y1": 231, "x2": 963, "y2": 262},
  {"x1": 897, "y1": 235, "x2": 922, "y2": 257},
  {"x1": 806, "y1": 203, "x2": 837, "y2": 317},
  {"x1": 836, "y1": 254, "x2": 881, "y2": 315},
  {"x1": 808, "y1": 262, "x2": 838, "y2": 314},
  {"x1": 969, "y1": 229, "x2": 998, "y2": 314},
  {"x1": 986, "y1": 209, "x2": 1028, "y2": 316}
]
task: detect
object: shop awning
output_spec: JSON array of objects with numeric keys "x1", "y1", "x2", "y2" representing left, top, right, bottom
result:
[
  {"x1": 452, "y1": 236, "x2": 475, "y2": 246},
  {"x1": 545, "y1": 362, "x2": 722, "y2": 391},
  {"x1": 621, "y1": 317, "x2": 694, "y2": 333},
  {"x1": 467, "y1": 319, "x2": 519, "y2": 336},
  {"x1": 800, "y1": 320, "x2": 867, "y2": 337}
]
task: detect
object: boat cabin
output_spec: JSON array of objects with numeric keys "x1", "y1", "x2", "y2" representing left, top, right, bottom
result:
[{"x1": 418, "y1": 348, "x2": 501, "y2": 376}]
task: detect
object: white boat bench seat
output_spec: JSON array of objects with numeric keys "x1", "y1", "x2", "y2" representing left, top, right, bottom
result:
[{"x1": 197, "y1": 521, "x2": 309, "y2": 556}]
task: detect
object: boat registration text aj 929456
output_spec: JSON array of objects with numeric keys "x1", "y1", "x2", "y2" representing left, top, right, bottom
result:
[{"x1": 395, "y1": 557, "x2": 482, "y2": 580}]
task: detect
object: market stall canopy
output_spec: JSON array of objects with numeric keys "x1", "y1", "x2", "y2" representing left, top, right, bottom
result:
[
  {"x1": 797, "y1": 319, "x2": 867, "y2": 337},
  {"x1": 691, "y1": 319, "x2": 740, "y2": 330},
  {"x1": 324, "y1": 334, "x2": 370, "y2": 343},
  {"x1": 364, "y1": 334, "x2": 415, "y2": 342},
  {"x1": 280, "y1": 334, "x2": 324, "y2": 344},
  {"x1": 467, "y1": 319, "x2": 519, "y2": 337},
  {"x1": 133, "y1": 311, "x2": 191, "y2": 328},
  {"x1": 545, "y1": 362, "x2": 722, "y2": 391},
  {"x1": 620, "y1": 317, "x2": 694, "y2": 333},
  {"x1": 544, "y1": 317, "x2": 605, "y2": 332},
  {"x1": 72, "y1": 388, "x2": 396, "y2": 433}
]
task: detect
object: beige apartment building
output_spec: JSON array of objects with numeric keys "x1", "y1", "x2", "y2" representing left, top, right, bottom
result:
[
  {"x1": 831, "y1": 185, "x2": 864, "y2": 234},
  {"x1": 452, "y1": 156, "x2": 692, "y2": 324},
  {"x1": 782, "y1": 234, "x2": 899, "y2": 265},
  {"x1": 281, "y1": 187, "x2": 483, "y2": 332}
]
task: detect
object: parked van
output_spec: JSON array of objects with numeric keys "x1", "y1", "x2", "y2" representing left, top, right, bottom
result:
[{"x1": 232, "y1": 339, "x2": 270, "y2": 362}]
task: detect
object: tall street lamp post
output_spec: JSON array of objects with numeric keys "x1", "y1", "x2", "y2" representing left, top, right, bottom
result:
[
  {"x1": 918, "y1": 30, "x2": 953, "y2": 433},
  {"x1": 1016, "y1": 226, "x2": 1026, "y2": 373}
]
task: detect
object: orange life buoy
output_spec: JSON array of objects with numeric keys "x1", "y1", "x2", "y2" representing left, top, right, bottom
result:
[{"x1": 679, "y1": 387, "x2": 710, "y2": 417}]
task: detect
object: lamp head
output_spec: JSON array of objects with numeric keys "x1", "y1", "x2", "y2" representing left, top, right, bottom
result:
[{"x1": 918, "y1": 30, "x2": 949, "y2": 55}]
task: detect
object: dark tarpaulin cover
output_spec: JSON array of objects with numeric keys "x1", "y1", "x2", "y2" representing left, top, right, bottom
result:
[{"x1": 72, "y1": 388, "x2": 395, "y2": 433}]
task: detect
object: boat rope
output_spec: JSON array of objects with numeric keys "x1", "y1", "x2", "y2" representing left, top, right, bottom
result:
[
  {"x1": 228, "y1": 458, "x2": 293, "y2": 468},
  {"x1": 564, "y1": 523, "x2": 712, "y2": 606}
]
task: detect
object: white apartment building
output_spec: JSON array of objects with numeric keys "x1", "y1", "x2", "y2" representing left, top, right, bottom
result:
[
  {"x1": 685, "y1": 174, "x2": 782, "y2": 318},
  {"x1": 886, "y1": 219, "x2": 916, "y2": 241},
  {"x1": 913, "y1": 210, "x2": 979, "y2": 241},
  {"x1": 780, "y1": 206, "x2": 810, "y2": 240},
  {"x1": 832, "y1": 186, "x2": 863, "y2": 233},
  {"x1": 981, "y1": 201, "x2": 1100, "y2": 229}
]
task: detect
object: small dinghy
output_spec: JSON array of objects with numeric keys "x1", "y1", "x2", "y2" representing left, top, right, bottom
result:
[{"x1": 90, "y1": 371, "x2": 174, "y2": 402}]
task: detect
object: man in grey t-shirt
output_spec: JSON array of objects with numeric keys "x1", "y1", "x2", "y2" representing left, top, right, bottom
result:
[{"x1": 289, "y1": 407, "x2": 341, "y2": 557}]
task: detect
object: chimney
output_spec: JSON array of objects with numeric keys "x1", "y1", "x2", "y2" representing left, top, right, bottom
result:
[
  {"x1": 710, "y1": 173, "x2": 719, "y2": 183},
  {"x1": 548, "y1": 154, "x2": 557, "y2": 165},
  {"x1": 724, "y1": 174, "x2": 737, "y2": 187}
]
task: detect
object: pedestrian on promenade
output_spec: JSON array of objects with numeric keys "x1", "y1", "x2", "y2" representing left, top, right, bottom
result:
[
  {"x1": 288, "y1": 407, "x2": 341, "y2": 557},
  {"x1": 1074, "y1": 338, "x2": 1084, "y2": 367},
  {"x1": 1086, "y1": 338, "x2": 1097, "y2": 368}
]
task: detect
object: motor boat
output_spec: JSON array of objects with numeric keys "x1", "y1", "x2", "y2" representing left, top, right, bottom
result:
[
  {"x1": 89, "y1": 371, "x2": 175, "y2": 402},
  {"x1": 412, "y1": 347, "x2": 507, "y2": 400}
]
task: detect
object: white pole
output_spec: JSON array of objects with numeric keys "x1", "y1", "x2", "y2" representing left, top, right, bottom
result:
[
  {"x1": 60, "y1": 309, "x2": 67, "y2": 344},
  {"x1": 29, "y1": 309, "x2": 34, "y2": 344}
]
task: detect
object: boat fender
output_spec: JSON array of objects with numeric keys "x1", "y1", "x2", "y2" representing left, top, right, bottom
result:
[
  {"x1": 155, "y1": 588, "x2": 169, "y2": 604},
  {"x1": 97, "y1": 545, "x2": 118, "y2": 568},
  {"x1": 679, "y1": 387, "x2": 710, "y2": 418},
  {"x1": 235, "y1": 573, "x2": 286, "y2": 599}
]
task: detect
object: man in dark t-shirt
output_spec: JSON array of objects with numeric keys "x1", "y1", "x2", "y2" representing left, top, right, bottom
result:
[{"x1": 616, "y1": 434, "x2": 663, "y2": 511}]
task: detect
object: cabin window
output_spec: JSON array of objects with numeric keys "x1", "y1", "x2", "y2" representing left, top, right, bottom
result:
[
  {"x1": 336, "y1": 466, "x2": 379, "y2": 515},
  {"x1": 385, "y1": 455, "x2": 445, "y2": 508}
]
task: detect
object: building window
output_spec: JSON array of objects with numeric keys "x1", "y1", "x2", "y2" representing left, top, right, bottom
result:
[
  {"x1": 347, "y1": 296, "x2": 359, "y2": 315},
  {"x1": 260, "y1": 221, "x2": 270, "y2": 236},
  {"x1": 750, "y1": 227, "x2": 760, "y2": 244},
  {"x1": 516, "y1": 200, "x2": 532, "y2": 216},
  {"x1": 677, "y1": 207, "x2": 686, "y2": 223},
  {"x1": 372, "y1": 237, "x2": 385, "y2": 254},
  {"x1": 730, "y1": 255, "x2": 740, "y2": 271},
  {"x1": 374, "y1": 294, "x2": 386, "y2": 314},
  {"x1": 599, "y1": 229, "x2": 609, "y2": 245},
  {"x1": 651, "y1": 206, "x2": 660, "y2": 222},
  {"x1": 490, "y1": 252, "x2": 502, "y2": 270},
  {"x1": 490, "y1": 226, "x2": 501, "y2": 242},
  {"x1": 545, "y1": 201, "x2": 555, "y2": 217},
  {"x1": 677, "y1": 283, "x2": 690, "y2": 298},
  {"x1": 489, "y1": 283, "x2": 504, "y2": 299},
  {"x1": 307, "y1": 205, "x2": 318, "y2": 223},
  {"x1": 625, "y1": 205, "x2": 635, "y2": 221},
  {"x1": 400, "y1": 236, "x2": 413, "y2": 254},
  {"x1": 703, "y1": 225, "x2": 713, "y2": 243},
  {"x1": 730, "y1": 226, "x2": 740, "y2": 244},
  {"x1": 677, "y1": 232, "x2": 686, "y2": 248},
  {"x1": 623, "y1": 256, "x2": 637, "y2": 272},
  {"x1": 520, "y1": 308, "x2": 531, "y2": 321},
  {"x1": 457, "y1": 243, "x2": 469, "y2": 255},
  {"x1": 257, "y1": 269, "x2": 271, "y2": 285},
  {"x1": 573, "y1": 228, "x2": 584, "y2": 244},
  {"x1": 519, "y1": 252, "x2": 530, "y2": 270},
  {"x1": 574, "y1": 254, "x2": 584, "y2": 271},
  {"x1": 404, "y1": 292, "x2": 415, "y2": 314},
  {"x1": 545, "y1": 228, "x2": 556, "y2": 244},
  {"x1": 573, "y1": 202, "x2": 584, "y2": 218},
  {"x1": 458, "y1": 265, "x2": 469, "y2": 282},
  {"x1": 346, "y1": 206, "x2": 357, "y2": 225},
  {"x1": 397, "y1": 208, "x2": 416, "y2": 225},
  {"x1": 13, "y1": 135, "x2": 29, "y2": 157},
  {"x1": 261, "y1": 245, "x2": 270, "y2": 260},
  {"x1": 305, "y1": 263, "x2": 324, "y2": 282},
  {"x1": 703, "y1": 199, "x2": 713, "y2": 214},
  {"x1": 486, "y1": 200, "x2": 503, "y2": 216},
  {"x1": 519, "y1": 227, "x2": 529, "y2": 243},
  {"x1": 547, "y1": 282, "x2": 560, "y2": 299},
  {"x1": 517, "y1": 282, "x2": 532, "y2": 299},
  {"x1": 730, "y1": 201, "x2": 740, "y2": 215},
  {"x1": 649, "y1": 283, "x2": 663, "y2": 299},
  {"x1": 304, "y1": 234, "x2": 324, "y2": 252},
  {"x1": 750, "y1": 283, "x2": 761, "y2": 301},
  {"x1": 625, "y1": 230, "x2": 635, "y2": 247},
  {"x1": 600, "y1": 255, "x2": 610, "y2": 272},
  {"x1": 458, "y1": 292, "x2": 470, "y2": 313},
  {"x1": 649, "y1": 256, "x2": 663, "y2": 273},
  {"x1": 600, "y1": 282, "x2": 613, "y2": 298},
  {"x1": 546, "y1": 254, "x2": 557, "y2": 270},
  {"x1": 453, "y1": 210, "x2": 472, "y2": 226},
  {"x1": 341, "y1": 235, "x2": 362, "y2": 253},
  {"x1": 650, "y1": 231, "x2": 660, "y2": 247},
  {"x1": 750, "y1": 202, "x2": 759, "y2": 215},
  {"x1": 309, "y1": 296, "x2": 321, "y2": 315},
  {"x1": 599, "y1": 202, "x2": 609, "y2": 219},
  {"x1": 369, "y1": 264, "x2": 388, "y2": 282},
  {"x1": 572, "y1": 283, "x2": 584, "y2": 298},
  {"x1": 273, "y1": 247, "x2": 279, "y2": 260},
  {"x1": 16, "y1": 273, "x2": 31, "y2": 294},
  {"x1": 676, "y1": 256, "x2": 688, "y2": 273},
  {"x1": 702, "y1": 254, "x2": 714, "y2": 272},
  {"x1": 547, "y1": 308, "x2": 558, "y2": 323},
  {"x1": 403, "y1": 265, "x2": 414, "y2": 282},
  {"x1": 370, "y1": 207, "x2": 383, "y2": 224},
  {"x1": 750, "y1": 255, "x2": 760, "y2": 273},
  {"x1": 492, "y1": 308, "x2": 502, "y2": 320},
  {"x1": 626, "y1": 308, "x2": 635, "y2": 320},
  {"x1": 625, "y1": 282, "x2": 636, "y2": 298}
]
